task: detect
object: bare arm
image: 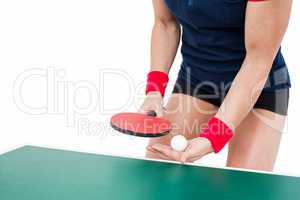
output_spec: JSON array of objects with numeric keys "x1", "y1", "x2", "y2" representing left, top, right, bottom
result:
[
  {"x1": 216, "y1": 0, "x2": 292, "y2": 129},
  {"x1": 148, "y1": 0, "x2": 292, "y2": 162},
  {"x1": 151, "y1": 0, "x2": 181, "y2": 73},
  {"x1": 139, "y1": 0, "x2": 181, "y2": 116}
]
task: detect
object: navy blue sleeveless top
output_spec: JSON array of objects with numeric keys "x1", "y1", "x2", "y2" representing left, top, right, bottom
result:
[{"x1": 164, "y1": 0, "x2": 291, "y2": 92}]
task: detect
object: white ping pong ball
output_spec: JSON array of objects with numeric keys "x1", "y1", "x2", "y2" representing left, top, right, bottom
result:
[{"x1": 171, "y1": 135, "x2": 188, "y2": 152}]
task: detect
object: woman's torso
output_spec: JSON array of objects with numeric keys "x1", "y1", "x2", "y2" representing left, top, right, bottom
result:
[{"x1": 164, "y1": 0, "x2": 291, "y2": 91}]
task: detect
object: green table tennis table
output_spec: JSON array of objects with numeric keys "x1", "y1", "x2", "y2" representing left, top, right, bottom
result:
[{"x1": 1, "y1": 146, "x2": 300, "y2": 200}]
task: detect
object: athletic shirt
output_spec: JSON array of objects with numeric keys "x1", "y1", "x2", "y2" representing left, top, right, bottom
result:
[{"x1": 164, "y1": 0, "x2": 291, "y2": 92}]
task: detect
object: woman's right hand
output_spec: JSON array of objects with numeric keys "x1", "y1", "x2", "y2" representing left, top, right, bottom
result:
[{"x1": 138, "y1": 92, "x2": 165, "y2": 117}]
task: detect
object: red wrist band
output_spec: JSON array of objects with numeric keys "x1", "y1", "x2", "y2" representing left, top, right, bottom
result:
[
  {"x1": 199, "y1": 117, "x2": 234, "y2": 153},
  {"x1": 146, "y1": 71, "x2": 169, "y2": 97}
]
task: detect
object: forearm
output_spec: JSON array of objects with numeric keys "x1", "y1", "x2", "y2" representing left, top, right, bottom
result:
[
  {"x1": 188, "y1": 0, "x2": 291, "y2": 155},
  {"x1": 215, "y1": 0, "x2": 291, "y2": 130},
  {"x1": 215, "y1": 55, "x2": 273, "y2": 129},
  {"x1": 150, "y1": 20, "x2": 181, "y2": 73}
]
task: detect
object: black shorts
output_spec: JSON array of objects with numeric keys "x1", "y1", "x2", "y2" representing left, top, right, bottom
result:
[{"x1": 172, "y1": 79, "x2": 289, "y2": 116}]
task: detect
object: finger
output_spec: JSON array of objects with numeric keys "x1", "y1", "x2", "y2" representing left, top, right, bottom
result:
[
  {"x1": 181, "y1": 138, "x2": 213, "y2": 163},
  {"x1": 146, "y1": 146, "x2": 173, "y2": 161},
  {"x1": 156, "y1": 107, "x2": 165, "y2": 118},
  {"x1": 151, "y1": 144, "x2": 172, "y2": 157},
  {"x1": 138, "y1": 108, "x2": 148, "y2": 114},
  {"x1": 146, "y1": 110, "x2": 158, "y2": 117},
  {"x1": 147, "y1": 147, "x2": 169, "y2": 160},
  {"x1": 146, "y1": 146, "x2": 155, "y2": 153},
  {"x1": 139, "y1": 108, "x2": 160, "y2": 117},
  {"x1": 151, "y1": 144, "x2": 181, "y2": 161},
  {"x1": 147, "y1": 146, "x2": 162, "y2": 155},
  {"x1": 179, "y1": 143, "x2": 194, "y2": 163},
  {"x1": 147, "y1": 147, "x2": 174, "y2": 160},
  {"x1": 180, "y1": 152, "x2": 189, "y2": 163},
  {"x1": 186, "y1": 155, "x2": 204, "y2": 163},
  {"x1": 146, "y1": 107, "x2": 163, "y2": 117},
  {"x1": 181, "y1": 148, "x2": 206, "y2": 163},
  {"x1": 182, "y1": 147, "x2": 211, "y2": 163}
]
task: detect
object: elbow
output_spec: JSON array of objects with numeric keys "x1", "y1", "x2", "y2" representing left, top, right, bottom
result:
[
  {"x1": 243, "y1": 55, "x2": 273, "y2": 79},
  {"x1": 244, "y1": 47, "x2": 278, "y2": 77},
  {"x1": 245, "y1": 44, "x2": 278, "y2": 69}
]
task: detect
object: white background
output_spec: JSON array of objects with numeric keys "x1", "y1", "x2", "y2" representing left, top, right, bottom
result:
[{"x1": 0, "y1": 1, "x2": 299, "y2": 175}]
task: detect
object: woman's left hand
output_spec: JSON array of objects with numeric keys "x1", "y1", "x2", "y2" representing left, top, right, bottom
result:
[{"x1": 147, "y1": 137, "x2": 214, "y2": 163}]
